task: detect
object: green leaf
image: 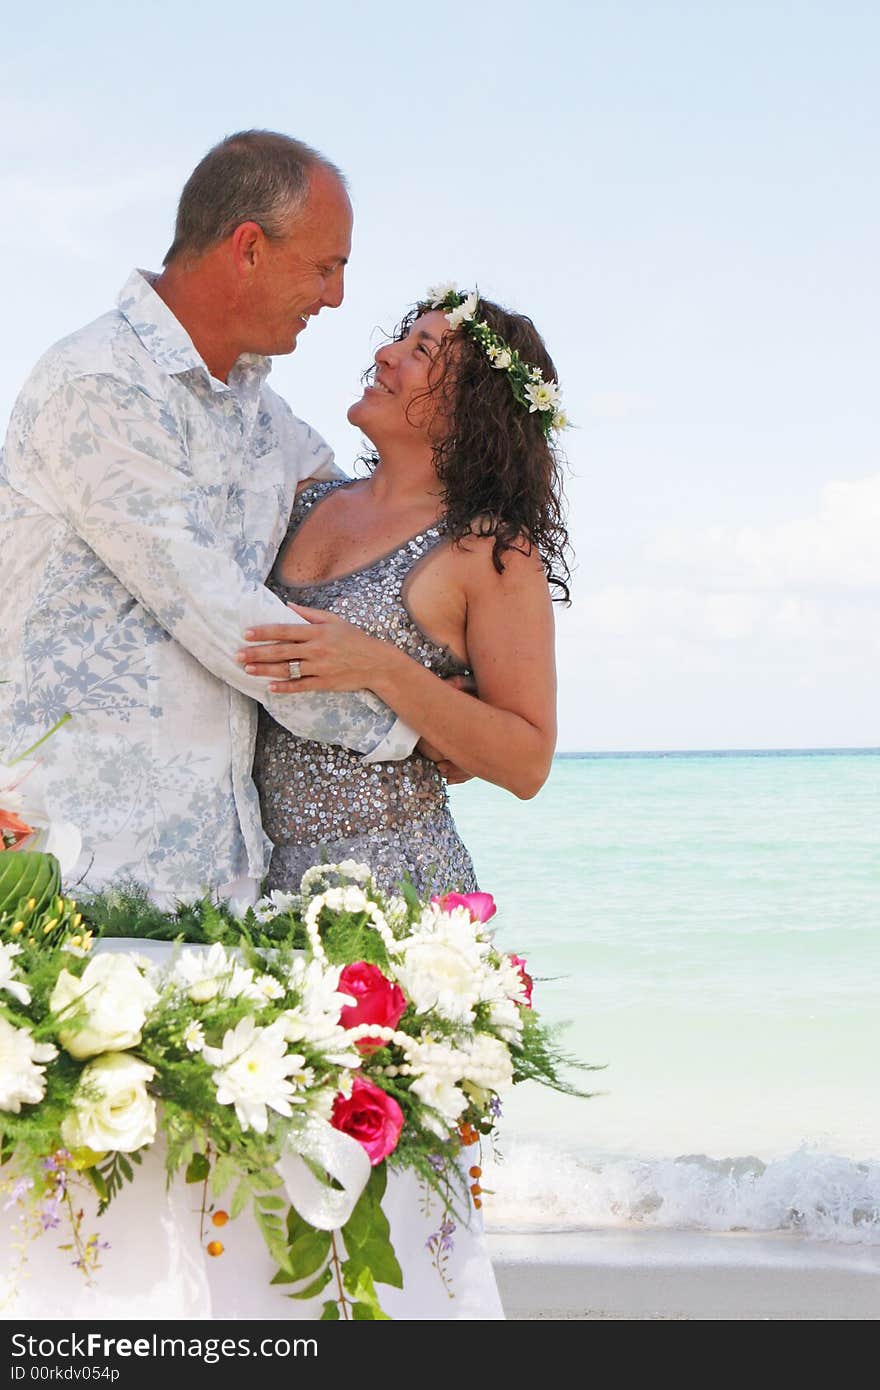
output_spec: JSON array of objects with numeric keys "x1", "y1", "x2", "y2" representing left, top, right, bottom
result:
[
  {"x1": 369, "y1": 1162, "x2": 388, "y2": 1204},
  {"x1": 286, "y1": 1204, "x2": 314, "y2": 1244},
  {"x1": 209, "y1": 1153, "x2": 237, "y2": 1196},
  {"x1": 255, "y1": 1194, "x2": 285, "y2": 1211},
  {"x1": 255, "y1": 1208, "x2": 292, "y2": 1275},
  {"x1": 230, "y1": 1179, "x2": 251, "y2": 1220},
  {"x1": 0, "y1": 850, "x2": 60, "y2": 919},
  {"x1": 85, "y1": 1167, "x2": 109, "y2": 1202},
  {"x1": 320, "y1": 1300, "x2": 340, "y2": 1320},
  {"x1": 285, "y1": 1266, "x2": 333, "y2": 1300},
  {"x1": 344, "y1": 1266, "x2": 391, "y2": 1320},
  {"x1": 185, "y1": 1153, "x2": 210, "y2": 1184},
  {"x1": 341, "y1": 1192, "x2": 374, "y2": 1250},
  {"x1": 353, "y1": 1234, "x2": 402, "y2": 1290},
  {"x1": 288, "y1": 1230, "x2": 332, "y2": 1281},
  {"x1": 341, "y1": 1166, "x2": 402, "y2": 1289}
]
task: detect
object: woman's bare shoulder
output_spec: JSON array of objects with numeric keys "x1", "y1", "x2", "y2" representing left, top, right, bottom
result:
[{"x1": 451, "y1": 525, "x2": 547, "y2": 588}]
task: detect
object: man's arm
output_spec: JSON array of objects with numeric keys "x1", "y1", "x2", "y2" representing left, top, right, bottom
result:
[{"x1": 16, "y1": 374, "x2": 416, "y2": 760}]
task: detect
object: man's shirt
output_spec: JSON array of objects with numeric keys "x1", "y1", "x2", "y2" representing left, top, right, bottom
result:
[{"x1": 0, "y1": 270, "x2": 414, "y2": 894}]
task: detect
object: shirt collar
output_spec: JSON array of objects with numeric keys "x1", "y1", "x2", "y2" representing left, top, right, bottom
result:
[{"x1": 116, "y1": 269, "x2": 272, "y2": 389}]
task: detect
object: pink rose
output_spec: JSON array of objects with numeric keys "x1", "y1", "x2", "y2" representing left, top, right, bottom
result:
[
  {"x1": 431, "y1": 891, "x2": 497, "y2": 923},
  {"x1": 511, "y1": 954, "x2": 533, "y2": 1007},
  {"x1": 338, "y1": 962, "x2": 407, "y2": 1054},
  {"x1": 331, "y1": 1075, "x2": 404, "y2": 1165}
]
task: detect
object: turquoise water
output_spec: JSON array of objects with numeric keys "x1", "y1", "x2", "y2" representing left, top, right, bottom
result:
[{"x1": 448, "y1": 750, "x2": 880, "y2": 1239}]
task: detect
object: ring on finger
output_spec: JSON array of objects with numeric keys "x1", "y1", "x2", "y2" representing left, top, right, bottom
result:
[{"x1": 287, "y1": 660, "x2": 302, "y2": 680}]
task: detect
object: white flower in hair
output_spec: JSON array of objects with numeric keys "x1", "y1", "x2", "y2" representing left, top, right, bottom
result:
[
  {"x1": 491, "y1": 348, "x2": 512, "y2": 370},
  {"x1": 426, "y1": 281, "x2": 459, "y2": 306},
  {"x1": 446, "y1": 291, "x2": 478, "y2": 330},
  {"x1": 552, "y1": 409, "x2": 570, "y2": 431},
  {"x1": 524, "y1": 379, "x2": 561, "y2": 414}
]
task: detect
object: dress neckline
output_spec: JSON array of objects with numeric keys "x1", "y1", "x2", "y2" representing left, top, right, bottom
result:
[{"x1": 273, "y1": 479, "x2": 446, "y2": 591}]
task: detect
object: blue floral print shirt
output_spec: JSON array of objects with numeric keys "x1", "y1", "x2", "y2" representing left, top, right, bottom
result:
[{"x1": 0, "y1": 270, "x2": 415, "y2": 895}]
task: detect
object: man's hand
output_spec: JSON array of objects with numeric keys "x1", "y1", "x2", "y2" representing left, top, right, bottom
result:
[{"x1": 416, "y1": 736, "x2": 473, "y2": 784}]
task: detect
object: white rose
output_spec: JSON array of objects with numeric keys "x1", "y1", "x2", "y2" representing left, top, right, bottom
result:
[
  {"x1": 0, "y1": 1016, "x2": 57, "y2": 1113},
  {"x1": 61, "y1": 1052, "x2": 157, "y2": 1153},
  {"x1": 491, "y1": 348, "x2": 512, "y2": 371},
  {"x1": 50, "y1": 954, "x2": 159, "y2": 1060}
]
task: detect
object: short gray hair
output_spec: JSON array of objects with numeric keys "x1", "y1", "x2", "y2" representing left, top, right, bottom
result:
[{"x1": 163, "y1": 130, "x2": 347, "y2": 265}]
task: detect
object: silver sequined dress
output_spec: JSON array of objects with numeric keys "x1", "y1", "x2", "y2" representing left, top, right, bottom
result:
[{"x1": 254, "y1": 480, "x2": 479, "y2": 897}]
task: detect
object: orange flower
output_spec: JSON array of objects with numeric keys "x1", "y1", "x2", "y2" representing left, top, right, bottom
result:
[{"x1": 0, "y1": 809, "x2": 35, "y2": 852}]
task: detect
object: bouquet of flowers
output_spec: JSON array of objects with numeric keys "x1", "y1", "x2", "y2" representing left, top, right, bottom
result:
[{"x1": 0, "y1": 858, "x2": 584, "y2": 1319}]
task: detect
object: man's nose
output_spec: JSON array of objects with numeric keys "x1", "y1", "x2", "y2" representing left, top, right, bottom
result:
[{"x1": 321, "y1": 266, "x2": 345, "y2": 310}]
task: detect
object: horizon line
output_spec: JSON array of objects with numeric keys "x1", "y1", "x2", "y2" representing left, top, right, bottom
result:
[{"x1": 553, "y1": 745, "x2": 880, "y2": 758}]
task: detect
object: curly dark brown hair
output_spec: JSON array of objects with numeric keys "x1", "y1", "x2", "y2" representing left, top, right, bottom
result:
[{"x1": 359, "y1": 297, "x2": 573, "y2": 603}]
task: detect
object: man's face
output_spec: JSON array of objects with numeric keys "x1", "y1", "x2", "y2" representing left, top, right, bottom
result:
[{"x1": 248, "y1": 166, "x2": 352, "y2": 355}]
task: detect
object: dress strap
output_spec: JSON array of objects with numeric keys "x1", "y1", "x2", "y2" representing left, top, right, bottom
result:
[{"x1": 286, "y1": 478, "x2": 347, "y2": 538}]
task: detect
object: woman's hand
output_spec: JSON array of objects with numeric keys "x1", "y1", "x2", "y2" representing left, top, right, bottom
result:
[{"x1": 236, "y1": 603, "x2": 393, "y2": 693}]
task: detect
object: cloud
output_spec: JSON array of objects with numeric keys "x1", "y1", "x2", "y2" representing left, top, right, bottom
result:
[
  {"x1": 648, "y1": 474, "x2": 880, "y2": 592},
  {"x1": 553, "y1": 475, "x2": 878, "y2": 706}
]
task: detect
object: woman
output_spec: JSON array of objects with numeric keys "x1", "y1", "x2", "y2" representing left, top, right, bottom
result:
[{"x1": 239, "y1": 285, "x2": 572, "y2": 901}]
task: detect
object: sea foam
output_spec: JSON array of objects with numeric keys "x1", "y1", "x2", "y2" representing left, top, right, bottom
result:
[{"x1": 482, "y1": 1142, "x2": 880, "y2": 1244}]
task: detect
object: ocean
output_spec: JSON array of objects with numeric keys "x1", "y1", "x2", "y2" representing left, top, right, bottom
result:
[{"x1": 448, "y1": 749, "x2": 880, "y2": 1244}]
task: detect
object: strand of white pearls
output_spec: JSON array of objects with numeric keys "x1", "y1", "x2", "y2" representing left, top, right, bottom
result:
[
  {"x1": 304, "y1": 887, "x2": 397, "y2": 965},
  {"x1": 342, "y1": 1023, "x2": 419, "y2": 1075},
  {"x1": 299, "y1": 861, "x2": 373, "y2": 897}
]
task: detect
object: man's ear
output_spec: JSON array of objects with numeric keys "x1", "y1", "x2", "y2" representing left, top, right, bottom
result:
[{"x1": 229, "y1": 221, "x2": 264, "y2": 276}]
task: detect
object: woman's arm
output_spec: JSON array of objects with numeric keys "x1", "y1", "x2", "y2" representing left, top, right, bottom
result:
[{"x1": 238, "y1": 542, "x2": 557, "y2": 800}]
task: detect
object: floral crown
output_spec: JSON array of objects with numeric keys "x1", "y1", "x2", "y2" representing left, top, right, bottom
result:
[{"x1": 423, "y1": 283, "x2": 569, "y2": 437}]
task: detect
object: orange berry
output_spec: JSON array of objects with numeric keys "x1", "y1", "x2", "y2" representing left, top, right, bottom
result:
[
  {"x1": 206, "y1": 1241, "x2": 224, "y2": 1257},
  {"x1": 473, "y1": 1198, "x2": 482, "y2": 1209},
  {"x1": 469, "y1": 1166, "x2": 482, "y2": 1178},
  {"x1": 470, "y1": 1183, "x2": 481, "y2": 1195},
  {"x1": 211, "y1": 1210, "x2": 229, "y2": 1227}
]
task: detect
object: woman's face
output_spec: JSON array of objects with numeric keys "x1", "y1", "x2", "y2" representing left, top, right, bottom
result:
[{"x1": 347, "y1": 310, "x2": 453, "y2": 446}]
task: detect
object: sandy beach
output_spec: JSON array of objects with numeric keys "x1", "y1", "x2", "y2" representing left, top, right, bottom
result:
[{"x1": 489, "y1": 1230, "x2": 880, "y2": 1320}]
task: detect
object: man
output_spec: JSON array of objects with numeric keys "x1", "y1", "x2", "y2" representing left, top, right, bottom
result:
[{"x1": 0, "y1": 131, "x2": 415, "y2": 904}]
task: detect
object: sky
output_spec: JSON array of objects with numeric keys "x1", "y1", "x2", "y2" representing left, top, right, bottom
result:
[{"x1": 2, "y1": 0, "x2": 878, "y2": 751}]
